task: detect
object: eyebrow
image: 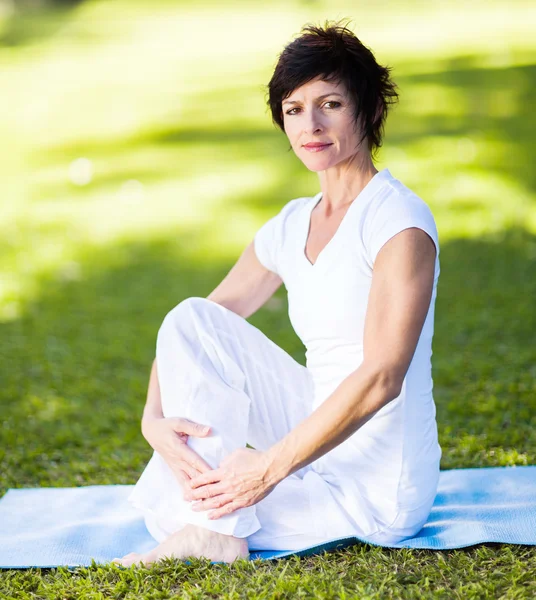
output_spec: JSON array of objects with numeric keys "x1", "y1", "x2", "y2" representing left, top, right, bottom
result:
[{"x1": 282, "y1": 92, "x2": 344, "y2": 106}]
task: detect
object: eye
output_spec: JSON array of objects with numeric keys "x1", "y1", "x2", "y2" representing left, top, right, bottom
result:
[{"x1": 285, "y1": 101, "x2": 341, "y2": 115}]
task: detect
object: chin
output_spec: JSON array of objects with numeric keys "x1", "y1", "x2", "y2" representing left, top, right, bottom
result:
[{"x1": 303, "y1": 159, "x2": 334, "y2": 172}]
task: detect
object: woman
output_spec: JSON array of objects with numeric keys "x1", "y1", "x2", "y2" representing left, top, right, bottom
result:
[{"x1": 113, "y1": 20, "x2": 442, "y2": 566}]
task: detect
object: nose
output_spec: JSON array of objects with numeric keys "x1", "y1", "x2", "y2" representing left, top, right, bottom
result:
[{"x1": 303, "y1": 107, "x2": 324, "y2": 136}]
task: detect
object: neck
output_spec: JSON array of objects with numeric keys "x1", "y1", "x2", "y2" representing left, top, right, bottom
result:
[{"x1": 317, "y1": 153, "x2": 378, "y2": 213}]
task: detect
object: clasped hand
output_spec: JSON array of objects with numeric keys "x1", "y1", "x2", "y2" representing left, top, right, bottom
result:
[
  {"x1": 141, "y1": 415, "x2": 214, "y2": 491},
  {"x1": 142, "y1": 416, "x2": 278, "y2": 519},
  {"x1": 186, "y1": 447, "x2": 277, "y2": 520}
]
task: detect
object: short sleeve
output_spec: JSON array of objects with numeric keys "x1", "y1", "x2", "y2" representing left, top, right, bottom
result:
[
  {"x1": 254, "y1": 213, "x2": 280, "y2": 274},
  {"x1": 365, "y1": 193, "x2": 440, "y2": 267},
  {"x1": 253, "y1": 198, "x2": 303, "y2": 276}
]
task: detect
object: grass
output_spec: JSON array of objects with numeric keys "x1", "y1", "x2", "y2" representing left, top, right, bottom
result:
[{"x1": 1, "y1": 0, "x2": 536, "y2": 597}]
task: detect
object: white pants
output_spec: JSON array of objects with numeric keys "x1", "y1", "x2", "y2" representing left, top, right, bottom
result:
[{"x1": 128, "y1": 297, "x2": 430, "y2": 551}]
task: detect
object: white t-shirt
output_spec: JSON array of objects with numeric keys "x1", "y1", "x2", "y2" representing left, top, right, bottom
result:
[{"x1": 254, "y1": 167, "x2": 442, "y2": 513}]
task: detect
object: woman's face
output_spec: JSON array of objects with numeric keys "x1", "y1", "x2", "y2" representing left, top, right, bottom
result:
[{"x1": 282, "y1": 76, "x2": 364, "y2": 172}]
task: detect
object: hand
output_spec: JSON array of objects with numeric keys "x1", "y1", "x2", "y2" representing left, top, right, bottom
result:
[
  {"x1": 141, "y1": 416, "x2": 213, "y2": 495},
  {"x1": 187, "y1": 447, "x2": 277, "y2": 519}
]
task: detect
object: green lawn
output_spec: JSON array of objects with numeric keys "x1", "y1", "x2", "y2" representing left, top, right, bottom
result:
[{"x1": 1, "y1": 0, "x2": 536, "y2": 597}]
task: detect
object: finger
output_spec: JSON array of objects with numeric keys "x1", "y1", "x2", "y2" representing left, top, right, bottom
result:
[
  {"x1": 170, "y1": 467, "x2": 192, "y2": 492},
  {"x1": 170, "y1": 468, "x2": 198, "y2": 501},
  {"x1": 189, "y1": 482, "x2": 226, "y2": 501},
  {"x1": 173, "y1": 417, "x2": 211, "y2": 438},
  {"x1": 180, "y1": 443, "x2": 214, "y2": 473},
  {"x1": 191, "y1": 493, "x2": 234, "y2": 512},
  {"x1": 172, "y1": 466, "x2": 191, "y2": 485},
  {"x1": 190, "y1": 468, "x2": 223, "y2": 489},
  {"x1": 172, "y1": 468, "x2": 188, "y2": 484},
  {"x1": 208, "y1": 501, "x2": 242, "y2": 520},
  {"x1": 175, "y1": 460, "x2": 198, "y2": 480}
]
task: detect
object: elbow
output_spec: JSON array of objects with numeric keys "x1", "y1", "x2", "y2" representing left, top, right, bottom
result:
[{"x1": 366, "y1": 365, "x2": 404, "y2": 402}]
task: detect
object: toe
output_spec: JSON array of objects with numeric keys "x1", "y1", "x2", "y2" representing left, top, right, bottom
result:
[
  {"x1": 111, "y1": 552, "x2": 136, "y2": 566},
  {"x1": 136, "y1": 552, "x2": 156, "y2": 567},
  {"x1": 122, "y1": 552, "x2": 156, "y2": 568},
  {"x1": 111, "y1": 558, "x2": 126, "y2": 566},
  {"x1": 118, "y1": 553, "x2": 143, "y2": 567},
  {"x1": 126, "y1": 553, "x2": 143, "y2": 567}
]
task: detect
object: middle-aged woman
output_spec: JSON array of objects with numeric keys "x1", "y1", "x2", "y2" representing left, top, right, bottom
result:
[{"x1": 114, "y1": 20, "x2": 442, "y2": 566}]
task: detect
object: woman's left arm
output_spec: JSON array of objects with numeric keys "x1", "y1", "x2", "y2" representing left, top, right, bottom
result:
[{"x1": 188, "y1": 227, "x2": 437, "y2": 518}]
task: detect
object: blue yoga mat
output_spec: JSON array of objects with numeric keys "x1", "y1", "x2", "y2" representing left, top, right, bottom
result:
[{"x1": 1, "y1": 465, "x2": 535, "y2": 568}]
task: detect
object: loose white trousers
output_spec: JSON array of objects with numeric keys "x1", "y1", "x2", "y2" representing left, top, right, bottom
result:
[{"x1": 128, "y1": 297, "x2": 431, "y2": 551}]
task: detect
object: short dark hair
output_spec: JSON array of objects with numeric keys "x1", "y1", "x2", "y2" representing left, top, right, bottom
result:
[{"x1": 265, "y1": 18, "x2": 399, "y2": 159}]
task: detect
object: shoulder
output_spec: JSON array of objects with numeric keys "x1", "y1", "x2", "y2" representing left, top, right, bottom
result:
[
  {"x1": 253, "y1": 195, "x2": 311, "y2": 275},
  {"x1": 366, "y1": 177, "x2": 435, "y2": 224},
  {"x1": 279, "y1": 195, "x2": 312, "y2": 234},
  {"x1": 259, "y1": 195, "x2": 312, "y2": 239},
  {"x1": 363, "y1": 176, "x2": 439, "y2": 266},
  {"x1": 278, "y1": 195, "x2": 311, "y2": 222}
]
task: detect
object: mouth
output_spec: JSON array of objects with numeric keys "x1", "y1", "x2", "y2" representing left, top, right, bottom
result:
[{"x1": 303, "y1": 143, "x2": 332, "y2": 153}]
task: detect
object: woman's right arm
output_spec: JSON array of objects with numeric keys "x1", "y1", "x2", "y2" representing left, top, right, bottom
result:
[{"x1": 141, "y1": 358, "x2": 163, "y2": 428}]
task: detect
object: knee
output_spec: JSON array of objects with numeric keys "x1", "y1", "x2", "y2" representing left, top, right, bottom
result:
[
  {"x1": 170, "y1": 296, "x2": 205, "y2": 315},
  {"x1": 160, "y1": 297, "x2": 211, "y2": 331}
]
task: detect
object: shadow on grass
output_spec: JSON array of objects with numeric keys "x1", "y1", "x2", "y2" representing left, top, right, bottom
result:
[{"x1": 0, "y1": 225, "x2": 535, "y2": 497}]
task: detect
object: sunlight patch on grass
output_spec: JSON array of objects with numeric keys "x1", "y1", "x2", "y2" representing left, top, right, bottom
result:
[
  {"x1": 0, "y1": 159, "x2": 277, "y2": 320},
  {"x1": 24, "y1": 393, "x2": 74, "y2": 423},
  {"x1": 364, "y1": 3, "x2": 536, "y2": 61},
  {"x1": 22, "y1": 161, "x2": 276, "y2": 241},
  {"x1": 0, "y1": 0, "x2": 535, "y2": 320},
  {"x1": 401, "y1": 84, "x2": 469, "y2": 117},
  {"x1": 3, "y1": 0, "x2": 535, "y2": 153},
  {"x1": 384, "y1": 135, "x2": 534, "y2": 235}
]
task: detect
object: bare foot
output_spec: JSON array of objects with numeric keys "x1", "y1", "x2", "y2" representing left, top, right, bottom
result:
[{"x1": 112, "y1": 524, "x2": 249, "y2": 566}]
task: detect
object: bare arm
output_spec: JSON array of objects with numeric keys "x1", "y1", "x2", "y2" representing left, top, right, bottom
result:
[
  {"x1": 207, "y1": 240, "x2": 283, "y2": 319},
  {"x1": 141, "y1": 359, "x2": 163, "y2": 433}
]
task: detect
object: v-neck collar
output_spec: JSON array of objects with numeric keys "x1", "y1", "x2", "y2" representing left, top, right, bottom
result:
[{"x1": 301, "y1": 168, "x2": 393, "y2": 270}]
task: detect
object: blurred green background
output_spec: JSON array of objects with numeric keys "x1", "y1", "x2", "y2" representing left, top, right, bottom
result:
[
  {"x1": 1, "y1": 1, "x2": 536, "y2": 596},
  {"x1": 1, "y1": 0, "x2": 535, "y2": 491}
]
